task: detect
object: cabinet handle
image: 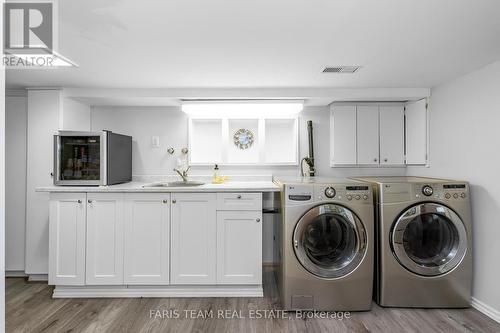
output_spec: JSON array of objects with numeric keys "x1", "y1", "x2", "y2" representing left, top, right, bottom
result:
[
  {"x1": 162, "y1": 199, "x2": 168, "y2": 204},
  {"x1": 373, "y1": 158, "x2": 378, "y2": 162},
  {"x1": 384, "y1": 158, "x2": 388, "y2": 162},
  {"x1": 88, "y1": 199, "x2": 93, "y2": 204},
  {"x1": 256, "y1": 218, "x2": 261, "y2": 222},
  {"x1": 77, "y1": 200, "x2": 82, "y2": 204},
  {"x1": 172, "y1": 200, "x2": 176, "y2": 204},
  {"x1": 237, "y1": 195, "x2": 242, "y2": 199}
]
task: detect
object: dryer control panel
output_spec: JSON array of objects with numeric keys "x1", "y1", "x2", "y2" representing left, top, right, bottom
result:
[{"x1": 413, "y1": 183, "x2": 469, "y2": 201}]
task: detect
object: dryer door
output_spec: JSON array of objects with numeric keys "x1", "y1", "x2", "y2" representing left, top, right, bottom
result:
[
  {"x1": 391, "y1": 203, "x2": 467, "y2": 276},
  {"x1": 293, "y1": 204, "x2": 367, "y2": 279}
]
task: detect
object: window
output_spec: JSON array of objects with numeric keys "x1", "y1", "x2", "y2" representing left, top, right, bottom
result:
[{"x1": 185, "y1": 102, "x2": 300, "y2": 165}]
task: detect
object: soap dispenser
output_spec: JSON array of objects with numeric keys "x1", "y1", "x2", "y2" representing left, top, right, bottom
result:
[{"x1": 212, "y1": 164, "x2": 219, "y2": 183}]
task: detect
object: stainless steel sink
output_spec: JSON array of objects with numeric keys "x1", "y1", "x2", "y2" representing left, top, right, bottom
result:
[{"x1": 142, "y1": 180, "x2": 205, "y2": 188}]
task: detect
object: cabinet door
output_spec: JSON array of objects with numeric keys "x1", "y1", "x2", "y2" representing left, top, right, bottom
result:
[
  {"x1": 217, "y1": 211, "x2": 262, "y2": 285},
  {"x1": 379, "y1": 106, "x2": 405, "y2": 165},
  {"x1": 330, "y1": 105, "x2": 357, "y2": 165},
  {"x1": 356, "y1": 106, "x2": 380, "y2": 165},
  {"x1": 48, "y1": 193, "x2": 86, "y2": 285},
  {"x1": 171, "y1": 193, "x2": 216, "y2": 284},
  {"x1": 86, "y1": 193, "x2": 124, "y2": 285},
  {"x1": 405, "y1": 99, "x2": 428, "y2": 165},
  {"x1": 124, "y1": 193, "x2": 170, "y2": 285}
]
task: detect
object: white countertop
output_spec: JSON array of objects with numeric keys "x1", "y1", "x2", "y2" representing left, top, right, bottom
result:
[{"x1": 36, "y1": 181, "x2": 280, "y2": 193}]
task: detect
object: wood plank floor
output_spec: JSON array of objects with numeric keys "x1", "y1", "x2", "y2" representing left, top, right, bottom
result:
[{"x1": 6, "y1": 269, "x2": 500, "y2": 333}]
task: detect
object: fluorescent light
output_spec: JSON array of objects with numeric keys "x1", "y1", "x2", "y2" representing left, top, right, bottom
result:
[{"x1": 181, "y1": 101, "x2": 303, "y2": 118}]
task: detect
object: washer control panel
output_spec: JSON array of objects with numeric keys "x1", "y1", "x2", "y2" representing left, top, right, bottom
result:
[
  {"x1": 413, "y1": 183, "x2": 469, "y2": 201},
  {"x1": 314, "y1": 184, "x2": 372, "y2": 204}
]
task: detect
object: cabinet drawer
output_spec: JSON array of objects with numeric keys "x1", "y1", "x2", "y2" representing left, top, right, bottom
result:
[{"x1": 216, "y1": 193, "x2": 262, "y2": 211}]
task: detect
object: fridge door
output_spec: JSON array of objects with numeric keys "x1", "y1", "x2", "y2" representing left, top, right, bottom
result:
[{"x1": 54, "y1": 131, "x2": 105, "y2": 185}]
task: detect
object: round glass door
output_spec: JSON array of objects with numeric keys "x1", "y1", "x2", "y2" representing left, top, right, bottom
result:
[
  {"x1": 293, "y1": 204, "x2": 367, "y2": 278},
  {"x1": 391, "y1": 203, "x2": 467, "y2": 276}
]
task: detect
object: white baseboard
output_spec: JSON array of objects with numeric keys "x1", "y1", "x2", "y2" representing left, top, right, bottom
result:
[
  {"x1": 28, "y1": 274, "x2": 48, "y2": 282},
  {"x1": 471, "y1": 297, "x2": 500, "y2": 324},
  {"x1": 53, "y1": 285, "x2": 263, "y2": 298},
  {"x1": 5, "y1": 270, "x2": 27, "y2": 277}
]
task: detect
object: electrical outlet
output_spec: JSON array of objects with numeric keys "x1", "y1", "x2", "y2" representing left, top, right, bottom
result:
[{"x1": 151, "y1": 136, "x2": 160, "y2": 148}]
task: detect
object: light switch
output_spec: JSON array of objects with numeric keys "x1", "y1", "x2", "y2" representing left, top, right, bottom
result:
[{"x1": 151, "y1": 136, "x2": 160, "y2": 148}]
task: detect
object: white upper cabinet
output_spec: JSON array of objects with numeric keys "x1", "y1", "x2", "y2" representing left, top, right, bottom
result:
[
  {"x1": 124, "y1": 193, "x2": 170, "y2": 285},
  {"x1": 330, "y1": 105, "x2": 357, "y2": 165},
  {"x1": 405, "y1": 99, "x2": 428, "y2": 165},
  {"x1": 379, "y1": 106, "x2": 405, "y2": 165},
  {"x1": 330, "y1": 103, "x2": 409, "y2": 167},
  {"x1": 86, "y1": 193, "x2": 124, "y2": 285},
  {"x1": 48, "y1": 193, "x2": 86, "y2": 286},
  {"x1": 356, "y1": 106, "x2": 380, "y2": 165},
  {"x1": 170, "y1": 193, "x2": 217, "y2": 285}
]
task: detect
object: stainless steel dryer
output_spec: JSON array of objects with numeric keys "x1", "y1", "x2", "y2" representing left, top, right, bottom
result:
[
  {"x1": 274, "y1": 177, "x2": 374, "y2": 311},
  {"x1": 353, "y1": 176, "x2": 472, "y2": 308}
]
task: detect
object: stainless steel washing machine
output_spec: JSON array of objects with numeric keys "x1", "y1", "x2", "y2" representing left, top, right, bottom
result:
[
  {"x1": 353, "y1": 176, "x2": 472, "y2": 308},
  {"x1": 274, "y1": 177, "x2": 374, "y2": 311}
]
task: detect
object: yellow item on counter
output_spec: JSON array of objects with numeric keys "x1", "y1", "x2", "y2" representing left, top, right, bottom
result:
[
  {"x1": 212, "y1": 164, "x2": 228, "y2": 184},
  {"x1": 212, "y1": 175, "x2": 229, "y2": 184}
]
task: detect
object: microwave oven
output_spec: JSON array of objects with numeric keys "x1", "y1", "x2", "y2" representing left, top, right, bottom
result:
[{"x1": 54, "y1": 130, "x2": 132, "y2": 186}]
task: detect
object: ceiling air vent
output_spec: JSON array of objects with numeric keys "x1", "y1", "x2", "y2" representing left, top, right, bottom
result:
[{"x1": 322, "y1": 66, "x2": 361, "y2": 73}]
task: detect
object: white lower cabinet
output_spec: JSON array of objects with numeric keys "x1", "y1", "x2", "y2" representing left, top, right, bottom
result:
[
  {"x1": 124, "y1": 193, "x2": 170, "y2": 285},
  {"x1": 49, "y1": 191, "x2": 264, "y2": 292},
  {"x1": 170, "y1": 193, "x2": 217, "y2": 284},
  {"x1": 86, "y1": 193, "x2": 125, "y2": 285},
  {"x1": 48, "y1": 193, "x2": 86, "y2": 285},
  {"x1": 216, "y1": 211, "x2": 262, "y2": 284}
]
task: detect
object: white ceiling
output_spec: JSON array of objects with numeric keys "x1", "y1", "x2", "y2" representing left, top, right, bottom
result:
[{"x1": 6, "y1": 0, "x2": 500, "y2": 90}]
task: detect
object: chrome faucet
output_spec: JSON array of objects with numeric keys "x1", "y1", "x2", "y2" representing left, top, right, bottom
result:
[{"x1": 173, "y1": 166, "x2": 191, "y2": 182}]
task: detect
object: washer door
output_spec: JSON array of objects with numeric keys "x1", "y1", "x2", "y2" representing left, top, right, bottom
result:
[
  {"x1": 391, "y1": 203, "x2": 467, "y2": 276},
  {"x1": 293, "y1": 204, "x2": 367, "y2": 279}
]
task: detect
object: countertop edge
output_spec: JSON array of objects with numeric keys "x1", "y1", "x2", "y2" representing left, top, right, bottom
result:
[{"x1": 36, "y1": 182, "x2": 280, "y2": 193}]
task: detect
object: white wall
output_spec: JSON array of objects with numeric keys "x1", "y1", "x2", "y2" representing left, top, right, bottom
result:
[
  {"x1": 5, "y1": 96, "x2": 27, "y2": 271},
  {"x1": 407, "y1": 60, "x2": 500, "y2": 316},
  {"x1": 62, "y1": 98, "x2": 90, "y2": 131},
  {"x1": 91, "y1": 106, "x2": 189, "y2": 175},
  {"x1": 91, "y1": 105, "x2": 405, "y2": 178}
]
